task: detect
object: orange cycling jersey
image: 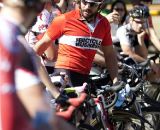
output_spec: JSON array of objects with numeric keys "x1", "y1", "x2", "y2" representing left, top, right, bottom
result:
[{"x1": 46, "y1": 9, "x2": 112, "y2": 74}]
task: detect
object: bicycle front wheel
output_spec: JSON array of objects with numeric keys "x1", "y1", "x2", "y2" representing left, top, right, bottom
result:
[
  {"x1": 141, "y1": 106, "x2": 160, "y2": 130},
  {"x1": 78, "y1": 123, "x2": 98, "y2": 130},
  {"x1": 109, "y1": 109, "x2": 154, "y2": 130}
]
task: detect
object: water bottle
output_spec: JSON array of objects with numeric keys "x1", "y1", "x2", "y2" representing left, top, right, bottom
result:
[{"x1": 115, "y1": 84, "x2": 130, "y2": 107}]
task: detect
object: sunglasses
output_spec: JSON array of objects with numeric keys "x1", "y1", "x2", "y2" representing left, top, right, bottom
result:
[
  {"x1": 133, "y1": 19, "x2": 145, "y2": 24},
  {"x1": 81, "y1": 0, "x2": 101, "y2": 7},
  {"x1": 113, "y1": 8, "x2": 124, "y2": 12}
]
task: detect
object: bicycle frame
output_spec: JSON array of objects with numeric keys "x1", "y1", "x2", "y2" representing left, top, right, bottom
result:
[{"x1": 94, "y1": 96, "x2": 114, "y2": 130}]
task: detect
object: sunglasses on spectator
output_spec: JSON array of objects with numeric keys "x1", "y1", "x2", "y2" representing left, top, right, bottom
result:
[
  {"x1": 113, "y1": 8, "x2": 124, "y2": 12},
  {"x1": 81, "y1": 0, "x2": 101, "y2": 7}
]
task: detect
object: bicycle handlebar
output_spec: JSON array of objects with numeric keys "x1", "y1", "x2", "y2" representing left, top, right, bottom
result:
[
  {"x1": 130, "y1": 82, "x2": 143, "y2": 92},
  {"x1": 98, "y1": 81, "x2": 125, "y2": 94},
  {"x1": 64, "y1": 82, "x2": 87, "y2": 94}
]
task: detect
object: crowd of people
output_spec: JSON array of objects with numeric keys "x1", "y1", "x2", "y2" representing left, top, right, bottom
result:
[{"x1": 0, "y1": 0, "x2": 160, "y2": 130}]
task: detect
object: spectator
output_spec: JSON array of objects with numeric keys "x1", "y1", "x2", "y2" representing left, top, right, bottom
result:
[
  {"x1": 57, "y1": 0, "x2": 77, "y2": 13},
  {"x1": 110, "y1": 0, "x2": 128, "y2": 43},
  {"x1": 100, "y1": 1, "x2": 120, "y2": 24},
  {"x1": 110, "y1": 0, "x2": 127, "y2": 26},
  {"x1": 25, "y1": 0, "x2": 62, "y2": 74}
]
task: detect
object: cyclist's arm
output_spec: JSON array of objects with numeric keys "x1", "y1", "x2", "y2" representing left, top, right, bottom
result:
[
  {"x1": 36, "y1": 55, "x2": 60, "y2": 98},
  {"x1": 136, "y1": 31, "x2": 148, "y2": 59},
  {"x1": 121, "y1": 44, "x2": 146, "y2": 62},
  {"x1": 33, "y1": 33, "x2": 52, "y2": 56},
  {"x1": 36, "y1": 33, "x2": 57, "y2": 61},
  {"x1": 33, "y1": 15, "x2": 64, "y2": 56},
  {"x1": 101, "y1": 45, "x2": 119, "y2": 84},
  {"x1": 18, "y1": 42, "x2": 60, "y2": 98},
  {"x1": 93, "y1": 49, "x2": 106, "y2": 67},
  {"x1": 146, "y1": 16, "x2": 160, "y2": 51},
  {"x1": 43, "y1": 41, "x2": 58, "y2": 61},
  {"x1": 101, "y1": 20, "x2": 119, "y2": 83},
  {"x1": 17, "y1": 80, "x2": 77, "y2": 130},
  {"x1": 148, "y1": 27, "x2": 160, "y2": 51}
]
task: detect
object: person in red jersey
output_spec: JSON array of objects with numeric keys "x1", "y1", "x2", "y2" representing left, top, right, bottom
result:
[
  {"x1": 0, "y1": 0, "x2": 78, "y2": 130},
  {"x1": 34, "y1": 0, "x2": 120, "y2": 86}
]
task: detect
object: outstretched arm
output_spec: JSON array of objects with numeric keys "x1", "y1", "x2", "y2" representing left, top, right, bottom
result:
[
  {"x1": 36, "y1": 55, "x2": 60, "y2": 98},
  {"x1": 33, "y1": 33, "x2": 52, "y2": 56},
  {"x1": 121, "y1": 43, "x2": 147, "y2": 63}
]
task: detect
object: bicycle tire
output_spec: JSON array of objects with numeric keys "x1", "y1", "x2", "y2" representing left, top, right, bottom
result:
[
  {"x1": 109, "y1": 109, "x2": 153, "y2": 130},
  {"x1": 141, "y1": 106, "x2": 160, "y2": 130},
  {"x1": 78, "y1": 123, "x2": 98, "y2": 130},
  {"x1": 143, "y1": 83, "x2": 160, "y2": 105},
  {"x1": 103, "y1": 91, "x2": 118, "y2": 109}
]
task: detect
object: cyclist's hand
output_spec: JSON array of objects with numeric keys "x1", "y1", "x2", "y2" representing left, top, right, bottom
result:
[
  {"x1": 150, "y1": 63, "x2": 160, "y2": 77},
  {"x1": 137, "y1": 29, "x2": 146, "y2": 42},
  {"x1": 55, "y1": 93, "x2": 69, "y2": 106},
  {"x1": 113, "y1": 80, "x2": 125, "y2": 87}
]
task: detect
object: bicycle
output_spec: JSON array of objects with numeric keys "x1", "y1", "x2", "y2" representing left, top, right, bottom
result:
[{"x1": 109, "y1": 54, "x2": 160, "y2": 130}]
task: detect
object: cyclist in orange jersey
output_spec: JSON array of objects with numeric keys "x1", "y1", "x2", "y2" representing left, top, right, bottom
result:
[
  {"x1": 34, "y1": 0, "x2": 118, "y2": 86},
  {"x1": 34, "y1": 0, "x2": 120, "y2": 86}
]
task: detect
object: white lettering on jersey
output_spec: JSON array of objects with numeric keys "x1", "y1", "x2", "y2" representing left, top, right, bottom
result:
[{"x1": 59, "y1": 35, "x2": 102, "y2": 50}]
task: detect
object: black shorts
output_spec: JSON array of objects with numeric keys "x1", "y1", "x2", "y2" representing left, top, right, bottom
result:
[
  {"x1": 54, "y1": 68, "x2": 89, "y2": 87},
  {"x1": 46, "y1": 66, "x2": 55, "y2": 74}
]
